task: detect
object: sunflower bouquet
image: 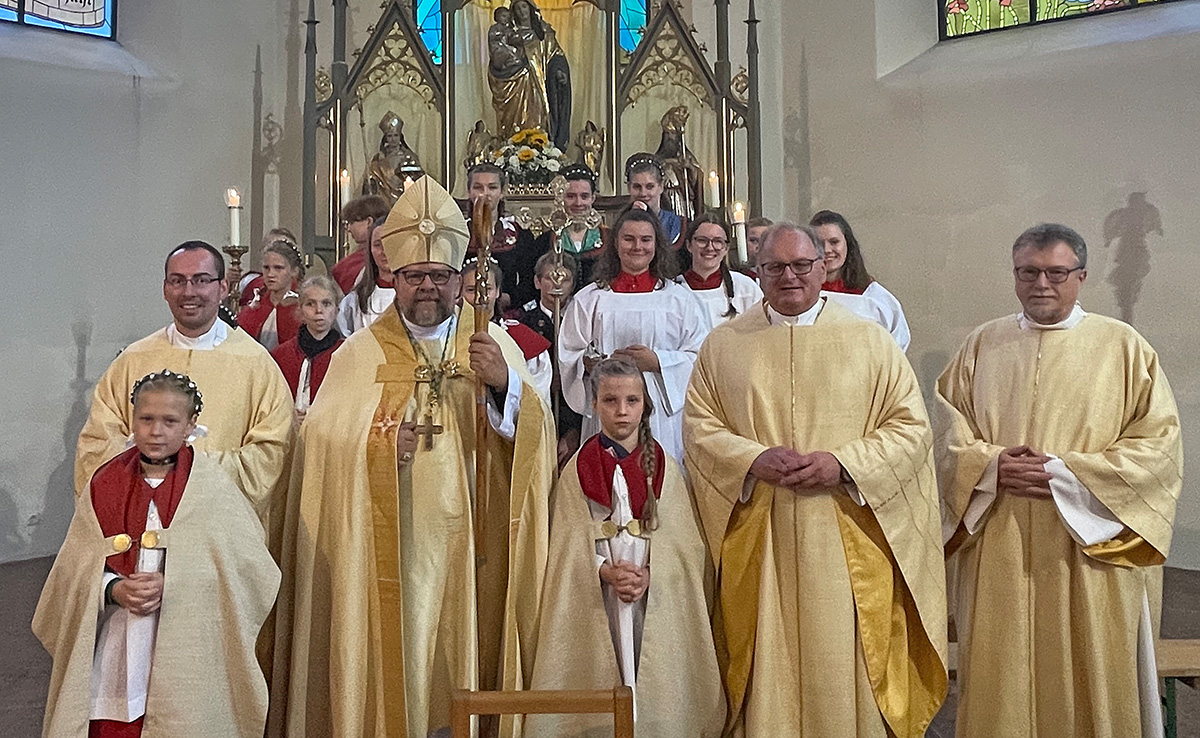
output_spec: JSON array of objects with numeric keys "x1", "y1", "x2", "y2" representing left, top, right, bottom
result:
[{"x1": 489, "y1": 127, "x2": 566, "y2": 185}]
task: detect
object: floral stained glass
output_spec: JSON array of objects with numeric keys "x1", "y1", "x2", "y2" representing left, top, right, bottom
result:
[
  {"x1": 414, "y1": 0, "x2": 442, "y2": 64},
  {"x1": 1, "y1": 0, "x2": 116, "y2": 38},
  {"x1": 944, "y1": 0, "x2": 1163, "y2": 38},
  {"x1": 620, "y1": 0, "x2": 648, "y2": 52}
]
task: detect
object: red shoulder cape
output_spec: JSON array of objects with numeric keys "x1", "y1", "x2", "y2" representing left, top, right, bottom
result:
[
  {"x1": 575, "y1": 434, "x2": 664, "y2": 520},
  {"x1": 502, "y1": 320, "x2": 552, "y2": 361},
  {"x1": 270, "y1": 336, "x2": 344, "y2": 400}
]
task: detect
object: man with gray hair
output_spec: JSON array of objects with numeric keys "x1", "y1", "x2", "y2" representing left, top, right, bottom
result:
[
  {"x1": 683, "y1": 223, "x2": 948, "y2": 737},
  {"x1": 936, "y1": 222, "x2": 1182, "y2": 738}
]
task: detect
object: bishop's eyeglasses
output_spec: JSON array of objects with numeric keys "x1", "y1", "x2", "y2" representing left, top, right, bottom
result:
[
  {"x1": 759, "y1": 259, "x2": 818, "y2": 278},
  {"x1": 1013, "y1": 266, "x2": 1084, "y2": 283},
  {"x1": 398, "y1": 268, "x2": 455, "y2": 286}
]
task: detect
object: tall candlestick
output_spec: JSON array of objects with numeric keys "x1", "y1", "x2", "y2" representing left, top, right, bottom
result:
[
  {"x1": 339, "y1": 169, "x2": 352, "y2": 208},
  {"x1": 225, "y1": 187, "x2": 242, "y2": 246},
  {"x1": 732, "y1": 201, "x2": 747, "y2": 265},
  {"x1": 707, "y1": 171, "x2": 720, "y2": 207}
]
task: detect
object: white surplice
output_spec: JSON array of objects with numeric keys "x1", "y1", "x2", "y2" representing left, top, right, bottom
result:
[
  {"x1": 91, "y1": 483, "x2": 166, "y2": 722},
  {"x1": 560, "y1": 282, "x2": 711, "y2": 463},
  {"x1": 821, "y1": 281, "x2": 911, "y2": 351},
  {"x1": 590, "y1": 465, "x2": 650, "y2": 701},
  {"x1": 683, "y1": 271, "x2": 763, "y2": 327},
  {"x1": 336, "y1": 284, "x2": 396, "y2": 336}
]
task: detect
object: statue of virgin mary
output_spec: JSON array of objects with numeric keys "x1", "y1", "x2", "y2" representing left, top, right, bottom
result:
[{"x1": 487, "y1": 0, "x2": 572, "y2": 149}]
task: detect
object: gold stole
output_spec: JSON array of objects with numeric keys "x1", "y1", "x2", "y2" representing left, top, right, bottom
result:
[{"x1": 365, "y1": 310, "x2": 475, "y2": 737}]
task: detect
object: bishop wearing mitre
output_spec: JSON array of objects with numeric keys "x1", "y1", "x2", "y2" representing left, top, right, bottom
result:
[{"x1": 268, "y1": 176, "x2": 558, "y2": 738}]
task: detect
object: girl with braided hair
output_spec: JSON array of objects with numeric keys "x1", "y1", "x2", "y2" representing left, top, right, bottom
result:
[
  {"x1": 35, "y1": 370, "x2": 279, "y2": 738},
  {"x1": 680, "y1": 213, "x2": 763, "y2": 326},
  {"x1": 527, "y1": 358, "x2": 724, "y2": 737}
]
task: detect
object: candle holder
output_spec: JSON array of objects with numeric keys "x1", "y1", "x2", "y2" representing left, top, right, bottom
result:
[{"x1": 223, "y1": 239, "x2": 249, "y2": 314}]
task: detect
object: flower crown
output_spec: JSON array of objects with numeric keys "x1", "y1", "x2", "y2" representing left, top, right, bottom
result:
[
  {"x1": 131, "y1": 369, "x2": 204, "y2": 417},
  {"x1": 562, "y1": 163, "x2": 599, "y2": 188},
  {"x1": 268, "y1": 236, "x2": 303, "y2": 265}
]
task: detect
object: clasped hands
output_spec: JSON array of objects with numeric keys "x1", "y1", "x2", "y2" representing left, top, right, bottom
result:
[
  {"x1": 750, "y1": 447, "x2": 845, "y2": 492},
  {"x1": 997, "y1": 445, "x2": 1053, "y2": 499},
  {"x1": 599, "y1": 561, "x2": 650, "y2": 603},
  {"x1": 112, "y1": 572, "x2": 164, "y2": 616}
]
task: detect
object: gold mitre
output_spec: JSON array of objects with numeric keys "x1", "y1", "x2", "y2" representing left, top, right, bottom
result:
[
  {"x1": 379, "y1": 111, "x2": 403, "y2": 135},
  {"x1": 378, "y1": 175, "x2": 470, "y2": 270}
]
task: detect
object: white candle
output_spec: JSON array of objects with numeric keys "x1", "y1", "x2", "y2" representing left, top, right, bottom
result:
[
  {"x1": 225, "y1": 188, "x2": 241, "y2": 246},
  {"x1": 707, "y1": 171, "x2": 720, "y2": 207},
  {"x1": 339, "y1": 169, "x2": 352, "y2": 207},
  {"x1": 732, "y1": 201, "x2": 747, "y2": 265}
]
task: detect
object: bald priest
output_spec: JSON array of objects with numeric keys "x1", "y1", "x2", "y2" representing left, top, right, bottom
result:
[{"x1": 268, "y1": 176, "x2": 558, "y2": 738}]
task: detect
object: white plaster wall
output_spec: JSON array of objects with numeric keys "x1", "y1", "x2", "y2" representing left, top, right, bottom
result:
[
  {"x1": 775, "y1": 0, "x2": 1200, "y2": 566},
  {"x1": 0, "y1": 0, "x2": 286, "y2": 562}
]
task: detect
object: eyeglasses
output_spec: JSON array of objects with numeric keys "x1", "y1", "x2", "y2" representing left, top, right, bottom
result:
[
  {"x1": 164, "y1": 274, "x2": 221, "y2": 289},
  {"x1": 759, "y1": 259, "x2": 818, "y2": 278},
  {"x1": 1014, "y1": 266, "x2": 1084, "y2": 283},
  {"x1": 691, "y1": 236, "x2": 729, "y2": 249},
  {"x1": 398, "y1": 268, "x2": 455, "y2": 286}
]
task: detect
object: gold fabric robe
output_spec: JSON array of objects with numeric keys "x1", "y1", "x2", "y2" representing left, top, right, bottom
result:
[
  {"x1": 936, "y1": 312, "x2": 1183, "y2": 738},
  {"x1": 269, "y1": 308, "x2": 556, "y2": 738},
  {"x1": 73, "y1": 326, "x2": 294, "y2": 516},
  {"x1": 34, "y1": 453, "x2": 280, "y2": 738},
  {"x1": 526, "y1": 449, "x2": 725, "y2": 738},
  {"x1": 684, "y1": 301, "x2": 948, "y2": 738}
]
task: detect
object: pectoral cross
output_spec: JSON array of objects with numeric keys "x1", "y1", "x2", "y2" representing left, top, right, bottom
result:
[{"x1": 414, "y1": 412, "x2": 443, "y2": 450}]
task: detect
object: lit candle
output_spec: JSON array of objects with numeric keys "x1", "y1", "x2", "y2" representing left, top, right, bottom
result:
[
  {"x1": 732, "y1": 201, "x2": 747, "y2": 265},
  {"x1": 225, "y1": 187, "x2": 241, "y2": 246},
  {"x1": 707, "y1": 171, "x2": 720, "y2": 207},
  {"x1": 339, "y1": 169, "x2": 352, "y2": 207}
]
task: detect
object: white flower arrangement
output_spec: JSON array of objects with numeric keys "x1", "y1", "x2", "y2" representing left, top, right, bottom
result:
[{"x1": 489, "y1": 128, "x2": 567, "y2": 185}]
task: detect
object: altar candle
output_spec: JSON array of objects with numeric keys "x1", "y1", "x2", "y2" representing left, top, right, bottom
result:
[
  {"x1": 225, "y1": 188, "x2": 241, "y2": 246},
  {"x1": 707, "y1": 171, "x2": 720, "y2": 206},
  {"x1": 732, "y1": 201, "x2": 747, "y2": 265},
  {"x1": 339, "y1": 169, "x2": 352, "y2": 207}
]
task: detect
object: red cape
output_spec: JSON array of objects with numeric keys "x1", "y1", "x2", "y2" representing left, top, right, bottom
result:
[
  {"x1": 331, "y1": 249, "x2": 367, "y2": 294},
  {"x1": 239, "y1": 298, "x2": 301, "y2": 345},
  {"x1": 270, "y1": 335, "x2": 344, "y2": 400},
  {"x1": 575, "y1": 434, "x2": 664, "y2": 520},
  {"x1": 91, "y1": 446, "x2": 194, "y2": 578},
  {"x1": 502, "y1": 319, "x2": 551, "y2": 361}
]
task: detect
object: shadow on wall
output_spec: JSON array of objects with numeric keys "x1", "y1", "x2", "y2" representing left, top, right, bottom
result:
[
  {"x1": 782, "y1": 46, "x2": 811, "y2": 220},
  {"x1": 1103, "y1": 192, "x2": 1163, "y2": 327},
  {"x1": 920, "y1": 350, "x2": 951, "y2": 406},
  {"x1": 30, "y1": 318, "x2": 95, "y2": 557}
]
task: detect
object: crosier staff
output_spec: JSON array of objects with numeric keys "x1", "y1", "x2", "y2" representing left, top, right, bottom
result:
[{"x1": 470, "y1": 199, "x2": 494, "y2": 566}]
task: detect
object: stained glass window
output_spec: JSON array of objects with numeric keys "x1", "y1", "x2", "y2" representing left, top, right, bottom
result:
[
  {"x1": 620, "y1": 0, "x2": 648, "y2": 52},
  {"x1": 414, "y1": 0, "x2": 442, "y2": 64},
  {"x1": 0, "y1": 0, "x2": 115, "y2": 39},
  {"x1": 943, "y1": 0, "x2": 1172, "y2": 38}
]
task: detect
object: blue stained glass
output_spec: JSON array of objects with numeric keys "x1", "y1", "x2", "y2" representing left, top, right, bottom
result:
[
  {"x1": 21, "y1": 0, "x2": 115, "y2": 38},
  {"x1": 619, "y1": 0, "x2": 647, "y2": 52},
  {"x1": 0, "y1": 7, "x2": 18, "y2": 22},
  {"x1": 415, "y1": 0, "x2": 442, "y2": 65}
]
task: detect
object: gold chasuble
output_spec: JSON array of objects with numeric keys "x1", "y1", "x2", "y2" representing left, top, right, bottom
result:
[
  {"x1": 74, "y1": 327, "x2": 293, "y2": 515},
  {"x1": 936, "y1": 313, "x2": 1182, "y2": 738},
  {"x1": 269, "y1": 307, "x2": 556, "y2": 738},
  {"x1": 527, "y1": 451, "x2": 726, "y2": 738},
  {"x1": 34, "y1": 453, "x2": 280, "y2": 738},
  {"x1": 684, "y1": 300, "x2": 947, "y2": 738}
]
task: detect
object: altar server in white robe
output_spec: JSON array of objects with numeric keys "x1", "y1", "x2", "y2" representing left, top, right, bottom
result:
[
  {"x1": 811, "y1": 209, "x2": 910, "y2": 351},
  {"x1": 336, "y1": 217, "x2": 397, "y2": 335},
  {"x1": 936, "y1": 223, "x2": 1182, "y2": 738},
  {"x1": 561, "y1": 207, "x2": 712, "y2": 463},
  {"x1": 679, "y1": 214, "x2": 763, "y2": 326}
]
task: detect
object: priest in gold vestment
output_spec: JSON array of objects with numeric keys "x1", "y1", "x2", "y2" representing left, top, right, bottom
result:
[
  {"x1": 683, "y1": 223, "x2": 947, "y2": 738},
  {"x1": 269, "y1": 177, "x2": 557, "y2": 738},
  {"x1": 74, "y1": 241, "x2": 293, "y2": 516},
  {"x1": 936, "y1": 223, "x2": 1182, "y2": 738}
]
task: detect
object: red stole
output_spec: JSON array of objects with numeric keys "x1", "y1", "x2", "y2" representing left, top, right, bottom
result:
[
  {"x1": 683, "y1": 269, "x2": 723, "y2": 291},
  {"x1": 91, "y1": 446, "x2": 194, "y2": 578},
  {"x1": 331, "y1": 248, "x2": 367, "y2": 294},
  {"x1": 610, "y1": 271, "x2": 657, "y2": 294},
  {"x1": 822, "y1": 277, "x2": 867, "y2": 295},
  {"x1": 270, "y1": 336, "x2": 344, "y2": 400},
  {"x1": 238, "y1": 297, "x2": 302, "y2": 345},
  {"x1": 238, "y1": 275, "x2": 265, "y2": 307},
  {"x1": 576, "y1": 434, "x2": 664, "y2": 519},
  {"x1": 501, "y1": 320, "x2": 552, "y2": 361}
]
